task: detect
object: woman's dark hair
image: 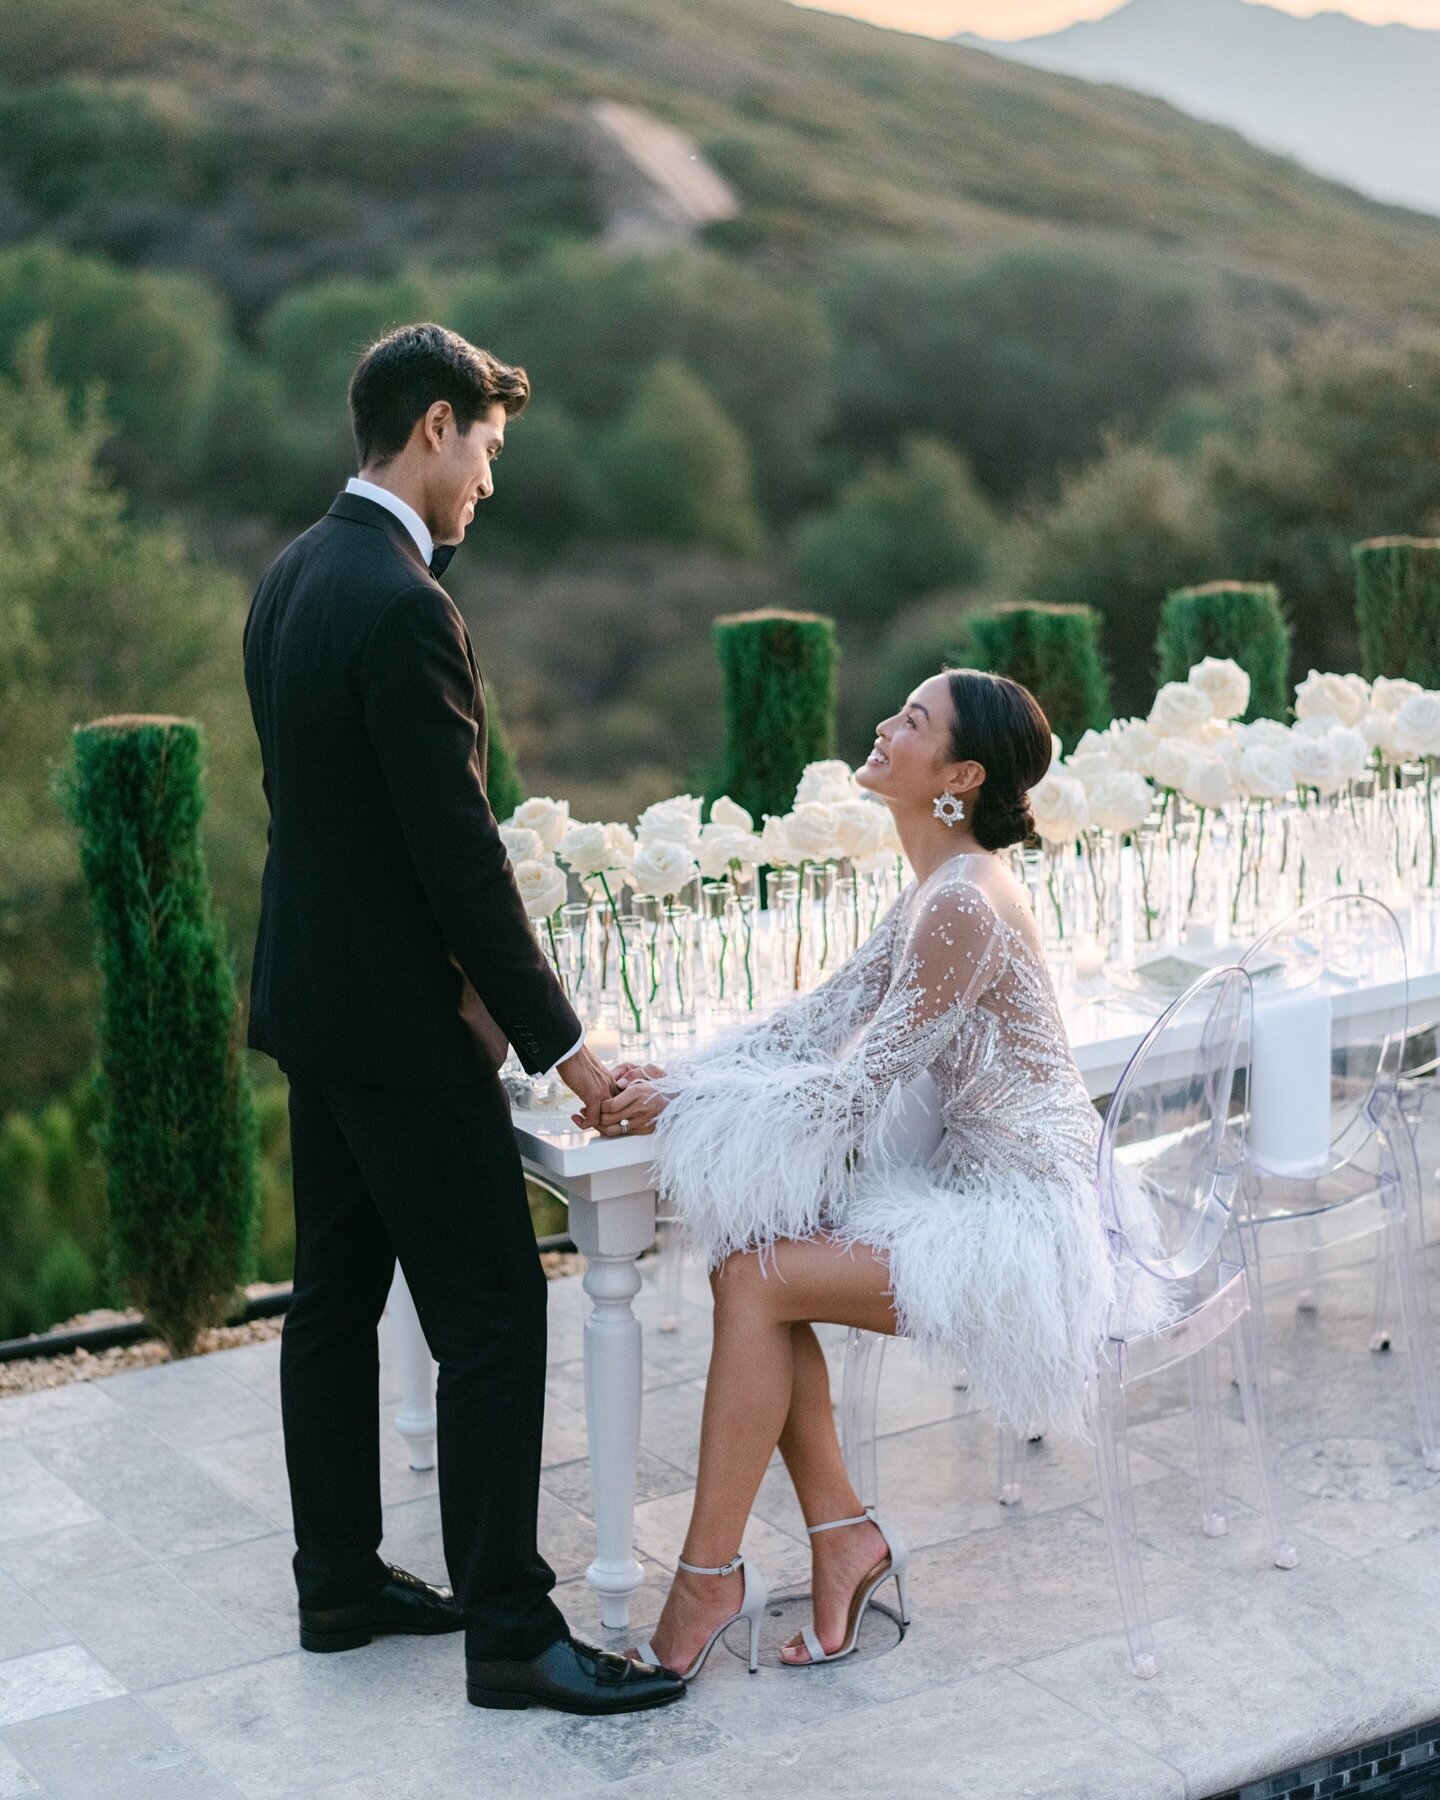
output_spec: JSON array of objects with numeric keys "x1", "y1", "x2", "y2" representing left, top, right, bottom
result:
[
  {"x1": 348, "y1": 322, "x2": 530, "y2": 467},
  {"x1": 943, "y1": 668, "x2": 1052, "y2": 851}
]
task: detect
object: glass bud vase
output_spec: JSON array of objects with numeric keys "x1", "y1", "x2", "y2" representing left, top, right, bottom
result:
[{"x1": 658, "y1": 903, "x2": 697, "y2": 1038}]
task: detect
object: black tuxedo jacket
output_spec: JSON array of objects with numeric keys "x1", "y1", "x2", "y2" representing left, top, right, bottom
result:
[{"x1": 242, "y1": 491, "x2": 581, "y2": 1086}]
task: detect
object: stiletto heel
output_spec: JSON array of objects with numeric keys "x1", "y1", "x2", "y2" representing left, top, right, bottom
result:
[
  {"x1": 787, "y1": 1507, "x2": 910, "y2": 1667},
  {"x1": 637, "y1": 1551, "x2": 769, "y2": 1682}
]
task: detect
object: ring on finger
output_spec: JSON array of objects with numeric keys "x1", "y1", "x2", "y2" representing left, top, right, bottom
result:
[{"x1": 620, "y1": 1117, "x2": 631, "y2": 1135}]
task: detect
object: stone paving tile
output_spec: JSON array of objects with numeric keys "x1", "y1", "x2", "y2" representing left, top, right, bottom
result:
[
  {"x1": 541, "y1": 1700, "x2": 735, "y2": 1785},
  {"x1": 0, "y1": 1743, "x2": 40, "y2": 1798},
  {"x1": 0, "y1": 1450, "x2": 96, "y2": 1546},
  {"x1": 2, "y1": 1695, "x2": 247, "y2": 1800},
  {"x1": 190, "y1": 1427, "x2": 294, "y2": 1530},
  {"x1": 0, "y1": 1648, "x2": 124, "y2": 1731},
  {"x1": 0, "y1": 1572, "x2": 68, "y2": 1665},
  {"x1": 0, "y1": 1387, "x2": 125, "y2": 1445},
  {"x1": 606, "y1": 1666, "x2": 1186, "y2": 1799},
  {"x1": 26, "y1": 1424, "x2": 275, "y2": 1562},
  {"x1": 1016, "y1": 1558, "x2": 1440, "y2": 1796},
  {"x1": 541, "y1": 1446, "x2": 694, "y2": 1519},
  {"x1": 32, "y1": 1562, "x2": 265, "y2": 1693},
  {"x1": 304, "y1": 1733, "x2": 605, "y2": 1798},
  {"x1": 540, "y1": 1394, "x2": 591, "y2": 1468},
  {"x1": 92, "y1": 1359, "x2": 279, "y2": 1452},
  {"x1": 0, "y1": 1523, "x2": 150, "y2": 1593},
  {"x1": 147, "y1": 1635, "x2": 549, "y2": 1799},
  {"x1": 167, "y1": 1532, "x2": 300, "y2": 1659}
]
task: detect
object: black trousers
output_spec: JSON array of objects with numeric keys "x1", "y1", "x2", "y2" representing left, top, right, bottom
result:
[{"x1": 280, "y1": 1074, "x2": 567, "y2": 1661}]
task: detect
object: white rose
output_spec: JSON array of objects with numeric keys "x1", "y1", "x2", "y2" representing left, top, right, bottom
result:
[
  {"x1": 1179, "y1": 750, "x2": 1234, "y2": 811},
  {"x1": 1150, "y1": 738, "x2": 1194, "y2": 793},
  {"x1": 1291, "y1": 715, "x2": 1333, "y2": 740},
  {"x1": 1391, "y1": 692, "x2": 1440, "y2": 760},
  {"x1": 499, "y1": 824, "x2": 544, "y2": 866},
  {"x1": 1238, "y1": 744, "x2": 1293, "y2": 801},
  {"x1": 1188, "y1": 657, "x2": 1251, "y2": 722},
  {"x1": 637, "y1": 795, "x2": 702, "y2": 846},
  {"x1": 1086, "y1": 771, "x2": 1153, "y2": 835},
  {"x1": 1066, "y1": 729, "x2": 1121, "y2": 787},
  {"x1": 1148, "y1": 681, "x2": 1215, "y2": 738},
  {"x1": 1371, "y1": 677, "x2": 1423, "y2": 716},
  {"x1": 1107, "y1": 718, "x2": 1160, "y2": 777},
  {"x1": 508, "y1": 796, "x2": 570, "y2": 854},
  {"x1": 629, "y1": 837, "x2": 698, "y2": 898},
  {"x1": 1328, "y1": 724, "x2": 1369, "y2": 782},
  {"x1": 514, "y1": 858, "x2": 567, "y2": 922},
  {"x1": 696, "y1": 825, "x2": 760, "y2": 880},
  {"x1": 708, "y1": 795, "x2": 754, "y2": 833},
  {"x1": 831, "y1": 797, "x2": 892, "y2": 862},
  {"x1": 560, "y1": 822, "x2": 634, "y2": 881},
  {"x1": 1288, "y1": 733, "x2": 1341, "y2": 794},
  {"x1": 1294, "y1": 669, "x2": 1369, "y2": 726},
  {"x1": 783, "y1": 802, "x2": 840, "y2": 863},
  {"x1": 795, "y1": 760, "x2": 860, "y2": 806},
  {"x1": 1049, "y1": 732, "x2": 1064, "y2": 770},
  {"x1": 1029, "y1": 769, "x2": 1089, "y2": 845},
  {"x1": 1238, "y1": 718, "x2": 1292, "y2": 755},
  {"x1": 758, "y1": 814, "x2": 797, "y2": 866}
]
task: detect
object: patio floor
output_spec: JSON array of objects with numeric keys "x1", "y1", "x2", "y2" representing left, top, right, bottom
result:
[{"x1": 2, "y1": 1234, "x2": 1440, "y2": 1800}]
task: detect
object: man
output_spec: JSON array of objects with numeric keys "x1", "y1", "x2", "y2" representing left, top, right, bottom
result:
[{"x1": 242, "y1": 322, "x2": 683, "y2": 1714}]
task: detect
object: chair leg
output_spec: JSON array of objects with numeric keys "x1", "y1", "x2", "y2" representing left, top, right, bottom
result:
[
  {"x1": 1384, "y1": 1113, "x2": 1440, "y2": 1471},
  {"x1": 656, "y1": 1216, "x2": 684, "y2": 1334},
  {"x1": 1188, "y1": 1340, "x2": 1228, "y2": 1538},
  {"x1": 997, "y1": 1426, "x2": 1024, "y2": 1506},
  {"x1": 1090, "y1": 1363, "x2": 1157, "y2": 1678},
  {"x1": 1231, "y1": 1300, "x2": 1299, "y2": 1571},
  {"x1": 1370, "y1": 1240, "x2": 1393, "y2": 1353},
  {"x1": 840, "y1": 1328, "x2": 888, "y2": 1510}
]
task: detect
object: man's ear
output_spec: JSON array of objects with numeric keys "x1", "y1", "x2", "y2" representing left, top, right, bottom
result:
[{"x1": 422, "y1": 400, "x2": 452, "y2": 451}]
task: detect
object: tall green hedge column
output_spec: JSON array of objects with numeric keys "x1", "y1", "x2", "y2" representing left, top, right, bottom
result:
[
  {"x1": 59, "y1": 716, "x2": 258, "y2": 1356},
  {"x1": 712, "y1": 609, "x2": 838, "y2": 821},
  {"x1": 1354, "y1": 537, "x2": 1440, "y2": 685},
  {"x1": 1156, "y1": 581, "x2": 1291, "y2": 721},
  {"x1": 968, "y1": 602, "x2": 1111, "y2": 750}
]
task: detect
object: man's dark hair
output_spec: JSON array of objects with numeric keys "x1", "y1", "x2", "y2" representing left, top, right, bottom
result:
[{"x1": 348, "y1": 322, "x2": 530, "y2": 467}]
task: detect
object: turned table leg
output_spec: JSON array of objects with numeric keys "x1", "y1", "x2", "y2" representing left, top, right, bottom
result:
[
  {"x1": 566, "y1": 1182, "x2": 656, "y2": 1631},
  {"x1": 385, "y1": 1265, "x2": 437, "y2": 1473}
]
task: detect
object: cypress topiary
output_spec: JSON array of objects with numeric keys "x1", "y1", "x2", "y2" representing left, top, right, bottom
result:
[
  {"x1": 484, "y1": 690, "x2": 526, "y2": 823},
  {"x1": 1156, "y1": 581, "x2": 1291, "y2": 721},
  {"x1": 711, "y1": 609, "x2": 838, "y2": 821},
  {"x1": 58, "y1": 716, "x2": 258, "y2": 1356},
  {"x1": 967, "y1": 602, "x2": 1112, "y2": 750},
  {"x1": 1354, "y1": 537, "x2": 1440, "y2": 685}
]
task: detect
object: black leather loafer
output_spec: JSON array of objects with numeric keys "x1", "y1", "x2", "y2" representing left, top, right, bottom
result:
[
  {"x1": 299, "y1": 1563, "x2": 464, "y2": 1653},
  {"x1": 466, "y1": 1635, "x2": 686, "y2": 1713}
]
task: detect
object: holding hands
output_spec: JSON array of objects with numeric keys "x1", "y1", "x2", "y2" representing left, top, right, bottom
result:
[{"x1": 595, "y1": 1062, "x2": 670, "y2": 1138}]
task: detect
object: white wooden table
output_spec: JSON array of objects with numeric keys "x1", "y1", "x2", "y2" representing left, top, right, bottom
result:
[{"x1": 385, "y1": 903, "x2": 1440, "y2": 1629}]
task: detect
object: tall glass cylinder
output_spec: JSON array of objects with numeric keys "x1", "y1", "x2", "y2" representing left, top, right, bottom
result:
[
  {"x1": 658, "y1": 903, "x2": 697, "y2": 1038},
  {"x1": 701, "y1": 880, "x2": 736, "y2": 1018},
  {"x1": 802, "y1": 862, "x2": 837, "y2": 988}
]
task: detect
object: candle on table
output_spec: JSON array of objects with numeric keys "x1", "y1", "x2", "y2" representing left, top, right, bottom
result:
[{"x1": 588, "y1": 1024, "x2": 621, "y2": 1065}]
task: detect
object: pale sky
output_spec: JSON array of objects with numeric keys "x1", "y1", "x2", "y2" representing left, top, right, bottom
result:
[{"x1": 792, "y1": 0, "x2": 1440, "y2": 39}]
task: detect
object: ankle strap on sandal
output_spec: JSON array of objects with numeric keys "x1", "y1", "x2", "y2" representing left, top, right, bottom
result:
[
  {"x1": 677, "y1": 1551, "x2": 745, "y2": 1577},
  {"x1": 806, "y1": 1508, "x2": 875, "y2": 1536}
]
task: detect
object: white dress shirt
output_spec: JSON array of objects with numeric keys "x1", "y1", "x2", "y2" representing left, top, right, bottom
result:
[
  {"x1": 344, "y1": 478, "x2": 585, "y2": 1079},
  {"x1": 345, "y1": 476, "x2": 434, "y2": 567}
]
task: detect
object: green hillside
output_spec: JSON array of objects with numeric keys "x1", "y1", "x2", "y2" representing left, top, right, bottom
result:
[{"x1": 7, "y1": 0, "x2": 1440, "y2": 325}]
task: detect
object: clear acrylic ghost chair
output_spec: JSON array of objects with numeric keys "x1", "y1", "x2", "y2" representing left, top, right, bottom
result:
[
  {"x1": 843, "y1": 966, "x2": 1300, "y2": 1678},
  {"x1": 1238, "y1": 894, "x2": 1440, "y2": 1471}
]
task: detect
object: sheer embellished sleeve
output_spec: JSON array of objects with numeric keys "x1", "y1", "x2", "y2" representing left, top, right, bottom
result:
[{"x1": 652, "y1": 872, "x2": 1003, "y2": 1262}]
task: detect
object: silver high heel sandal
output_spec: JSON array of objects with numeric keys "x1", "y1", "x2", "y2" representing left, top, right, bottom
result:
[
  {"x1": 638, "y1": 1551, "x2": 769, "y2": 1679},
  {"x1": 785, "y1": 1507, "x2": 910, "y2": 1667}
]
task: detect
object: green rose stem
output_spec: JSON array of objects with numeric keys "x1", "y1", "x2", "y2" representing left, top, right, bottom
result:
[
  {"x1": 849, "y1": 865, "x2": 861, "y2": 946},
  {"x1": 1045, "y1": 848, "x2": 1066, "y2": 940},
  {"x1": 1134, "y1": 830, "x2": 1156, "y2": 942},
  {"x1": 818, "y1": 869, "x2": 831, "y2": 970},
  {"x1": 544, "y1": 913, "x2": 563, "y2": 989},
  {"x1": 793, "y1": 859, "x2": 808, "y2": 991},
  {"x1": 598, "y1": 872, "x2": 643, "y2": 1033},
  {"x1": 1427, "y1": 760, "x2": 1438, "y2": 888},
  {"x1": 1187, "y1": 807, "x2": 1208, "y2": 922},
  {"x1": 1231, "y1": 800, "x2": 1251, "y2": 929},
  {"x1": 736, "y1": 877, "x2": 756, "y2": 1010},
  {"x1": 666, "y1": 903, "x2": 689, "y2": 1014}
]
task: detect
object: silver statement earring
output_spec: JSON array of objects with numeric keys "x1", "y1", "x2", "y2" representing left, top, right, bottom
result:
[{"x1": 933, "y1": 792, "x2": 965, "y2": 828}]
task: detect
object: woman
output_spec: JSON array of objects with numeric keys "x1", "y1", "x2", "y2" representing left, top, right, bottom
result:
[{"x1": 595, "y1": 669, "x2": 1120, "y2": 1678}]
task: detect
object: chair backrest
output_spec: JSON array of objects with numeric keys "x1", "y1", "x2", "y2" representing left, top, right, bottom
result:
[
  {"x1": 1099, "y1": 964, "x2": 1252, "y2": 1283},
  {"x1": 1241, "y1": 893, "x2": 1407, "y2": 1173}
]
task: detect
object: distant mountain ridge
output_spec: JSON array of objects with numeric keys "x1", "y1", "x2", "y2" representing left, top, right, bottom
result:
[{"x1": 957, "y1": 0, "x2": 1440, "y2": 216}]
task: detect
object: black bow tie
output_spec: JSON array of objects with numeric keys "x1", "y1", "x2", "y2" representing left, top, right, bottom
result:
[{"x1": 429, "y1": 543, "x2": 457, "y2": 581}]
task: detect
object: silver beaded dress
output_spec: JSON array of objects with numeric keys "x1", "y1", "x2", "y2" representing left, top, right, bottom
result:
[{"x1": 651, "y1": 850, "x2": 1138, "y2": 1439}]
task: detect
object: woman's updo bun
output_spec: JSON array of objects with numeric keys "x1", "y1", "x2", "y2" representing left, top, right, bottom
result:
[{"x1": 942, "y1": 669, "x2": 1052, "y2": 852}]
